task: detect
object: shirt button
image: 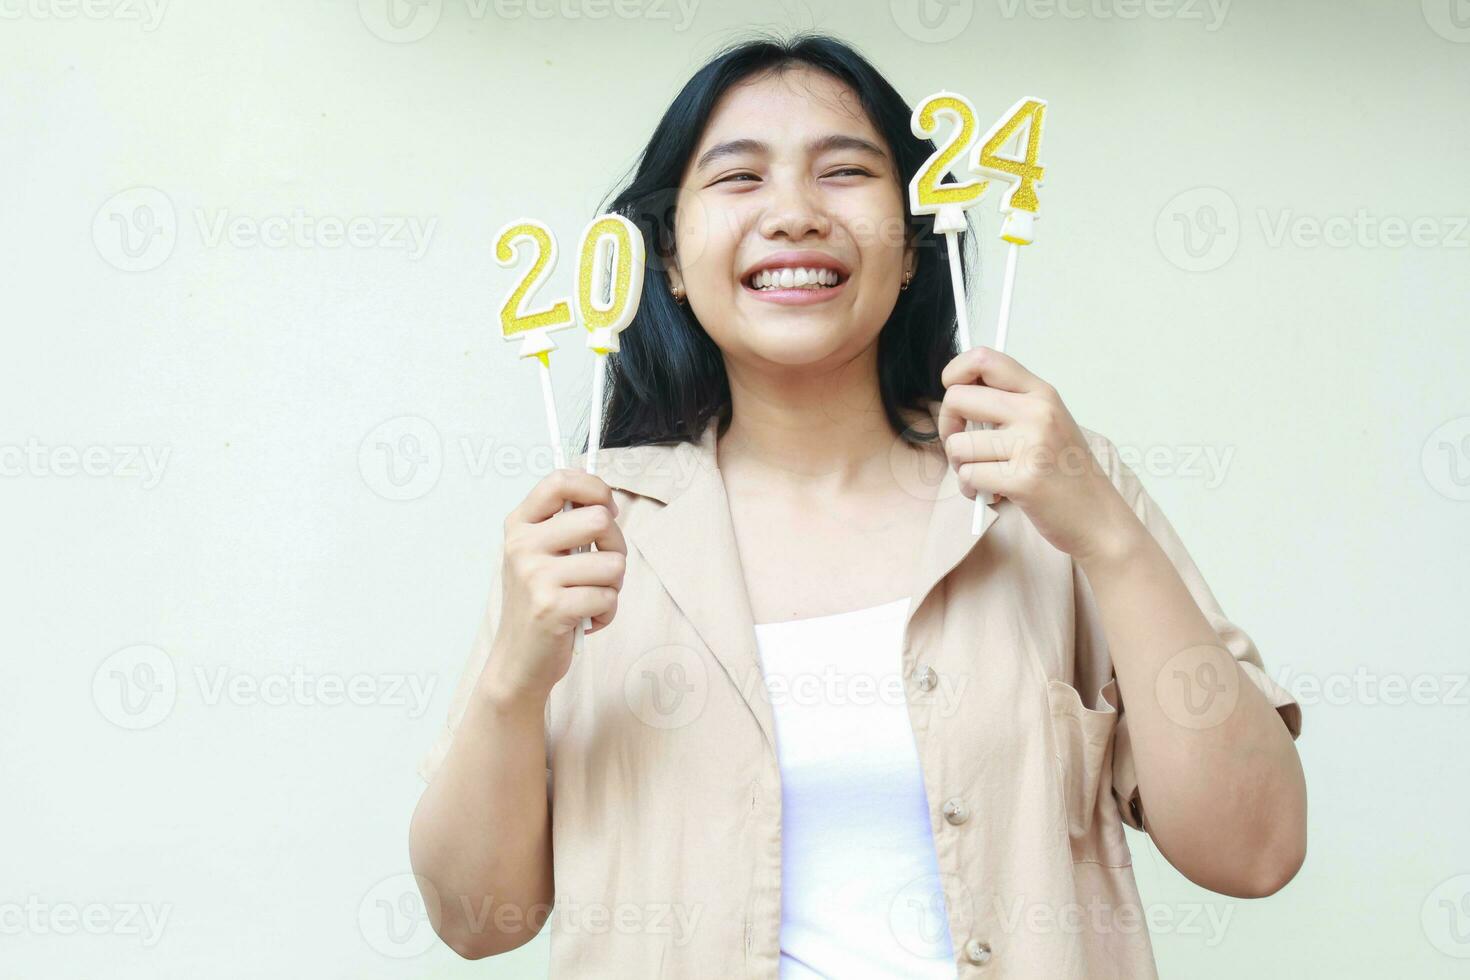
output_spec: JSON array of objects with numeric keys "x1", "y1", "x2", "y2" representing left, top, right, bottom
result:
[
  {"x1": 964, "y1": 938, "x2": 992, "y2": 965},
  {"x1": 916, "y1": 664, "x2": 938, "y2": 691},
  {"x1": 942, "y1": 798, "x2": 969, "y2": 825}
]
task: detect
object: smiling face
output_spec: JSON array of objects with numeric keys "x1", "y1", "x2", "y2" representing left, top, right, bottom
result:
[{"x1": 669, "y1": 65, "x2": 916, "y2": 370}]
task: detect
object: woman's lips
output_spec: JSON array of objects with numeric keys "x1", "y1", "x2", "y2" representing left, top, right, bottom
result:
[{"x1": 740, "y1": 275, "x2": 849, "y2": 306}]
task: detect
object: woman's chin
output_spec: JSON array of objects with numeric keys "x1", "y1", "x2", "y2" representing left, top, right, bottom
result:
[{"x1": 742, "y1": 327, "x2": 863, "y2": 367}]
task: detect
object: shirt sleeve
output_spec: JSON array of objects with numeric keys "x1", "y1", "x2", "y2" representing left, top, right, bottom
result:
[
  {"x1": 1073, "y1": 430, "x2": 1303, "y2": 832},
  {"x1": 416, "y1": 540, "x2": 551, "y2": 785}
]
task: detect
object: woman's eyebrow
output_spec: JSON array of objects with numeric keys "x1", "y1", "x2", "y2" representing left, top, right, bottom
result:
[{"x1": 693, "y1": 133, "x2": 888, "y2": 173}]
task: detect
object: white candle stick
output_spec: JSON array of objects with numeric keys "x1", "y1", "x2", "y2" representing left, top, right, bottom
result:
[
  {"x1": 494, "y1": 219, "x2": 585, "y2": 655},
  {"x1": 971, "y1": 97, "x2": 1047, "y2": 530},
  {"x1": 573, "y1": 213, "x2": 646, "y2": 653},
  {"x1": 909, "y1": 91, "x2": 991, "y2": 529}
]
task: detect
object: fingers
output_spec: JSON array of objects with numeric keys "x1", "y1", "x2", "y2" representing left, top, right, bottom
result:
[
  {"x1": 943, "y1": 425, "x2": 1017, "y2": 466},
  {"x1": 514, "y1": 469, "x2": 619, "y2": 525},
  {"x1": 537, "y1": 504, "x2": 627, "y2": 556},
  {"x1": 560, "y1": 585, "x2": 620, "y2": 632},
  {"x1": 936, "y1": 384, "x2": 1024, "y2": 443},
  {"x1": 545, "y1": 549, "x2": 626, "y2": 589},
  {"x1": 952, "y1": 460, "x2": 1014, "y2": 501},
  {"x1": 573, "y1": 590, "x2": 620, "y2": 637},
  {"x1": 941, "y1": 346, "x2": 1050, "y2": 396}
]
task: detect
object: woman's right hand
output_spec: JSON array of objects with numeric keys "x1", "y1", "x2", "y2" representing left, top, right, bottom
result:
[{"x1": 480, "y1": 469, "x2": 627, "y2": 706}]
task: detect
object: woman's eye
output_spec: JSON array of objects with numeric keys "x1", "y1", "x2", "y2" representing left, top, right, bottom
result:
[
  {"x1": 823, "y1": 167, "x2": 873, "y2": 179},
  {"x1": 714, "y1": 172, "x2": 759, "y2": 185}
]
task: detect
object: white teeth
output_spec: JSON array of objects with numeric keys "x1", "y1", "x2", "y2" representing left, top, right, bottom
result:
[{"x1": 748, "y1": 266, "x2": 842, "y2": 290}]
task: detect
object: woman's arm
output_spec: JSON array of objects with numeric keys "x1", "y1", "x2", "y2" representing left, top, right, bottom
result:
[
  {"x1": 938, "y1": 345, "x2": 1306, "y2": 898},
  {"x1": 408, "y1": 469, "x2": 628, "y2": 957},
  {"x1": 1077, "y1": 516, "x2": 1307, "y2": 897},
  {"x1": 409, "y1": 651, "x2": 553, "y2": 958}
]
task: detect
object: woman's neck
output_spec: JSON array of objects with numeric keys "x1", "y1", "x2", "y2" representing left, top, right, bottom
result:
[{"x1": 717, "y1": 352, "x2": 928, "y2": 497}]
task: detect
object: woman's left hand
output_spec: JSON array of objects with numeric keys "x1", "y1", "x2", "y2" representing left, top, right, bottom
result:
[{"x1": 937, "y1": 346, "x2": 1145, "y2": 565}]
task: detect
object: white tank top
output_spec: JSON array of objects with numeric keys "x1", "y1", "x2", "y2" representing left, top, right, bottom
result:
[{"x1": 753, "y1": 597, "x2": 958, "y2": 979}]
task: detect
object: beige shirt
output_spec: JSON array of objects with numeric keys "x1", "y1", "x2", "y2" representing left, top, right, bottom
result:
[{"x1": 418, "y1": 406, "x2": 1303, "y2": 978}]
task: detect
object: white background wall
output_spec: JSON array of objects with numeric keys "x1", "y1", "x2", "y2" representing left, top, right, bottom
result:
[{"x1": 2, "y1": 0, "x2": 1467, "y2": 976}]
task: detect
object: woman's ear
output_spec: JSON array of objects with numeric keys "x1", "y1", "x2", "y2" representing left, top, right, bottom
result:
[{"x1": 903, "y1": 244, "x2": 917, "y2": 282}]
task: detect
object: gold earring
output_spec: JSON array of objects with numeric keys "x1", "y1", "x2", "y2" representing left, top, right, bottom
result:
[
  {"x1": 671, "y1": 284, "x2": 686, "y2": 304},
  {"x1": 900, "y1": 270, "x2": 913, "y2": 291}
]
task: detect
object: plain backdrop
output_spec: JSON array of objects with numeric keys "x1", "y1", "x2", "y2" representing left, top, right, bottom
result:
[{"x1": 3, "y1": 0, "x2": 1467, "y2": 976}]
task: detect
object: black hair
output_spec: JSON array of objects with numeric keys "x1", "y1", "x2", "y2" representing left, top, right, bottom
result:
[{"x1": 585, "y1": 31, "x2": 974, "y2": 452}]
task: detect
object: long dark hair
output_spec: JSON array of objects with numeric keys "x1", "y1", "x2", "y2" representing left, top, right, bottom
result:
[{"x1": 585, "y1": 31, "x2": 974, "y2": 452}]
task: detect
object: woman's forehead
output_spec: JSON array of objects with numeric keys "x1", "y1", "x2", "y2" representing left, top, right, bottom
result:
[{"x1": 698, "y1": 68, "x2": 881, "y2": 153}]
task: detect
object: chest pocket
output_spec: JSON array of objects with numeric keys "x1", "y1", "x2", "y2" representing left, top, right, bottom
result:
[{"x1": 1046, "y1": 678, "x2": 1132, "y2": 868}]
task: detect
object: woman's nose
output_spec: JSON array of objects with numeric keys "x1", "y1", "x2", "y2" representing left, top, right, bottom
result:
[{"x1": 756, "y1": 180, "x2": 832, "y2": 241}]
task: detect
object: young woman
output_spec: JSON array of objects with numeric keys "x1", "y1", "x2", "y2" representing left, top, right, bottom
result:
[{"x1": 409, "y1": 33, "x2": 1305, "y2": 979}]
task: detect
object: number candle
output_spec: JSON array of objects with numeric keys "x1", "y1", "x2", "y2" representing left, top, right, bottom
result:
[
  {"x1": 495, "y1": 218, "x2": 587, "y2": 655},
  {"x1": 571, "y1": 213, "x2": 646, "y2": 653},
  {"x1": 909, "y1": 91, "x2": 993, "y2": 530}
]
